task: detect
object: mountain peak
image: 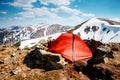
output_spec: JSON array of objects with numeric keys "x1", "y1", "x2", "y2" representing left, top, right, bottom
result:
[
  {"x1": 97, "y1": 18, "x2": 120, "y2": 25},
  {"x1": 73, "y1": 18, "x2": 120, "y2": 43}
]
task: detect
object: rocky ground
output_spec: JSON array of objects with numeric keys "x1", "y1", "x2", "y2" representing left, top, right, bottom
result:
[{"x1": 0, "y1": 39, "x2": 120, "y2": 80}]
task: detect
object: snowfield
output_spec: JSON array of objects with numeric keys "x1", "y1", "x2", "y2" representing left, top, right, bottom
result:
[
  {"x1": 73, "y1": 18, "x2": 120, "y2": 43},
  {"x1": 19, "y1": 33, "x2": 63, "y2": 49}
]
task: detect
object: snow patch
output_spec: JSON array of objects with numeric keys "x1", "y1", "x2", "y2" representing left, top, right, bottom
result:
[{"x1": 19, "y1": 33, "x2": 63, "y2": 49}]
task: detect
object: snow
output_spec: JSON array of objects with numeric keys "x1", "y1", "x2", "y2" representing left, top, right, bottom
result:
[
  {"x1": 19, "y1": 33, "x2": 63, "y2": 49},
  {"x1": 109, "y1": 32, "x2": 120, "y2": 42},
  {"x1": 44, "y1": 25, "x2": 49, "y2": 36},
  {"x1": 73, "y1": 18, "x2": 120, "y2": 43}
]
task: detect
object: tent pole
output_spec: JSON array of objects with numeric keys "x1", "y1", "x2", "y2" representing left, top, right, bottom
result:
[{"x1": 72, "y1": 33, "x2": 75, "y2": 68}]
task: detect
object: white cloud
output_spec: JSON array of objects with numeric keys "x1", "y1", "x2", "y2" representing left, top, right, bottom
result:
[
  {"x1": 59, "y1": 6, "x2": 80, "y2": 15},
  {"x1": 50, "y1": 6, "x2": 80, "y2": 15},
  {"x1": 15, "y1": 0, "x2": 36, "y2": 4},
  {"x1": 17, "y1": 6, "x2": 95, "y2": 26},
  {"x1": 50, "y1": 8, "x2": 59, "y2": 13},
  {"x1": 18, "y1": 7, "x2": 60, "y2": 19},
  {"x1": 8, "y1": 0, "x2": 94, "y2": 19},
  {"x1": 14, "y1": 17, "x2": 24, "y2": 20},
  {"x1": 40, "y1": 0, "x2": 70, "y2": 6},
  {"x1": 63, "y1": 15, "x2": 83, "y2": 25},
  {"x1": 18, "y1": 11, "x2": 35, "y2": 18},
  {"x1": 69, "y1": 15, "x2": 82, "y2": 21},
  {"x1": 8, "y1": 0, "x2": 36, "y2": 8},
  {"x1": 36, "y1": 14, "x2": 83, "y2": 26},
  {"x1": 50, "y1": 6, "x2": 95, "y2": 18},
  {"x1": 6, "y1": 0, "x2": 95, "y2": 26},
  {"x1": 32, "y1": 7, "x2": 50, "y2": 16},
  {"x1": 0, "y1": 11, "x2": 7, "y2": 14},
  {"x1": 111, "y1": 18, "x2": 120, "y2": 22},
  {"x1": 82, "y1": 13, "x2": 95, "y2": 17}
]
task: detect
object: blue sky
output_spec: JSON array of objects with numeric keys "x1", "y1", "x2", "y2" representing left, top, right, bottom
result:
[{"x1": 0, "y1": 0, "x2": 120, "y2": 27}]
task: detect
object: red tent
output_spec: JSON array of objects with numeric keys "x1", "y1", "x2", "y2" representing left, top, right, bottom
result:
[{"x1": 48, "y1": 32, "x2": 92, "y2": 62}]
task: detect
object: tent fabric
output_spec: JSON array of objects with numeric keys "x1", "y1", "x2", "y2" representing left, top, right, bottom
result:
[{"x1": 48, "y1": 32, "x2": 92, "y2": 62}]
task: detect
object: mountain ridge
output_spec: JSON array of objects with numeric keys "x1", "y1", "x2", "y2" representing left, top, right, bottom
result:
[
  {"x1": 0, "y1": 24, "x2": 71, "y2": 45},
  {"x1": 0, "y1": 18, "x2": 120, "y2": 48},
  {"x1": 73, "y1": 18, "x2": 120, "y2": 43}
]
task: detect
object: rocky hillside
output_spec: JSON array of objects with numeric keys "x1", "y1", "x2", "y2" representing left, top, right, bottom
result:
[
  {"x1": 0, "y1": 39, "x2": 120, "y2": 80},
  {"x1": 0, "y1": 24, "x2": 71, "y2": 45}
]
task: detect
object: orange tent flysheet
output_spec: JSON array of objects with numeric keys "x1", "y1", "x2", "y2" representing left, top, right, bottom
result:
[{"x1": 48, "y1": 32, "x2": 92, "y2": 62}]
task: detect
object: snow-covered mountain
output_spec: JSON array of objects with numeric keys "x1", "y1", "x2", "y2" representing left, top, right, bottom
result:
[
  {"x1": 19, "y1": 18, "x2": 120, "y2": 49},
  {"x1": 1, "y1": 18, "x2": 120, "y2": 49},
  {"x1": 73, "y1": 18, "x2": 120, "y2": 43},
  {"x1": 0, "y1": 24, "x2": 71, "y2": 44}
]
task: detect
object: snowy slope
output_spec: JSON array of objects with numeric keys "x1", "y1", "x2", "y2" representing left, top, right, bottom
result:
[
  {"x1": 7, "y1": 24, "x2": 50, "y2": 40},
  {"x1": 19, "y1": 33, "x2": 63, "y2": 49},
  {"x1": 73, "y1": 18, "x2": 120, "y2": 43},
  {"x1": 0, "y1": 24, "x2": 71, "y2": 44}
]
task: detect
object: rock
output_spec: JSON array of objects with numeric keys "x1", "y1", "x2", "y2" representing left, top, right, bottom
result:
[
  {"x1": 109, "y1": 43, "x2": 120, "y2": 51},
  {"x1": 79, "y1": 72, "x2": 90, "y2": 80},
  {"x1": 11, "y1": 53, "x2": 16, "y2": 57},
  {"x1": 36, "y1": 39, "x2": 51, "y2": 50},
  {"x1": 11, "y1": 61, "x2": 17, "y2": 65},
  {"x1": 95, "y1": 63, "x2": 120, "y2": 80},
  {"x1": 0, "y1": 60, "x2": 4, "y2": 64},
  {"x1": 23, "y1": 48, "x2": 63, "y2": 71},
  {"x1": 3, "y1": 57, "x2": 10, "y2": 64},
  {"x1": 10, "y1": 68, "x2": 22, "y2": 75},
  {"x1": 103, "y1": 57, "x2": 109, "y2": 63},
  {"x1": 40, "y1": 50, "x2": 68, "y2": 65},
  {"x1": 84, "y1": 39, "x2": 102, "y2": 52},
  {"x1": 19, "y1": 53, "x2": 22, "y2": 55},
  {"x1": 97, "y1": 45, "x2": 111, "y2": 53},
  {"x1": 10, "y1": 70, "x2": 16, "y2": 75}
]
